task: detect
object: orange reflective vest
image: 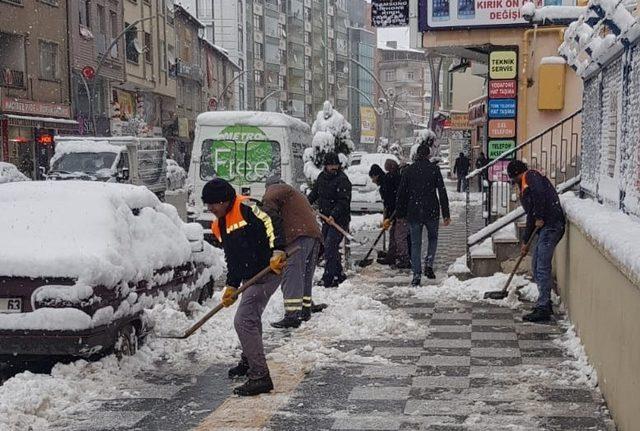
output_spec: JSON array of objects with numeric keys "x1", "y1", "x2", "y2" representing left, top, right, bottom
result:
[{"x1": 211, "y1": 195, "x2": 250, "y2": 242}]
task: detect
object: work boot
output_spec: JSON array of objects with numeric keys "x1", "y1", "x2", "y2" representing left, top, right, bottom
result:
[
  {"x1": 396, "y1": 259, "x2": 411, "y2": 270},
  {"x1": 523, "y1": 306, "x2": 553, "y2": 323},
  {"x1": 310, "y1": 302, "x2": 328, "y2": 313},
  {"x1": 228, "y1": 358, "x2": 249, "y2": 379},
  {"x1": 300, "y1": 308, "x2": 312, "y2": 321},
  {"x1": 411, "y1": 274, "x2": 421, "y2": 286},
  {"x1": 233, "y1": 375, "x2": 274, "y2": 396},
  {"x1": 424, "y1": 267, "x2": 436, "y2": 279},
  {"x1": 271, "y1": 313, "x2": 301, "y2": 329},
  {"x1": 377, "y1": 256, "x2": 395, "y2": 265}
]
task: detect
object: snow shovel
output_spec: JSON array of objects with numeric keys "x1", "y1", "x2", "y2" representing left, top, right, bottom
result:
[
  {"x1": 357, "y1": 224, "x2": 391, "y2": 268},
  {"x1": 157, "y1": 246, "x2": 300, "y2": 340},
  {"x1": 318, "y1": 214, "x2": 367, "y2": 247},
  {"x1": 483, "y1": 227, "x2": 540, "y2": 300}
]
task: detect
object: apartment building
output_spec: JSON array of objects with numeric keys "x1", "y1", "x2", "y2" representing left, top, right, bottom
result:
[
  {"x1": 200, "y1": 39, "x2": 240, "y2": 113},
  {"x1": 0, "y1": 0, "x2": 74, "y2": 178}
]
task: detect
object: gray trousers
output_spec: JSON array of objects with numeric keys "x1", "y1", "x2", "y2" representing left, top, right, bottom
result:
[
  {"x1": 235, "y1": 272, "x2": 281, "y2": 379},
  {"x1": 388, "y1": 218, "x2": 409, "y2": 263},
  {"x1": 282, "y1": 236, "x2": 320, "y2": 313}
]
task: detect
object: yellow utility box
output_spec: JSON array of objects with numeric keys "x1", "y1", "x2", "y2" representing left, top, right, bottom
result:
[{"x1": 538, "y1": 57, "x2": 566, "y2": 110}]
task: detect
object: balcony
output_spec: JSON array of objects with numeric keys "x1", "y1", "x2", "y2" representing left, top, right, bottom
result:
[{"x1": 0, "y1": 69, "x2": 25, "y2": 89}]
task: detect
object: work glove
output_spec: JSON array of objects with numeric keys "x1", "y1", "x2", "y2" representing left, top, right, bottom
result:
[
  {"x1": 221, "y1": 286, "x2": 238, "y2": 308},
  {"x1": 382, "y1": 219, "x2": 392, "y2": 230},
  {"x1": 270, "y1": 250, "x2": 287, "y2": 274}
]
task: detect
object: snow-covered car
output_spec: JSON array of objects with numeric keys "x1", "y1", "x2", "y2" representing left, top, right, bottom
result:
[
  {"x1": 0, "y1": 181, "x2": 224, "y2": 360},
  {"x1": 166, "y1": 158, "x2": 187, "y2": 191},
  {"x1": 346, "y1": 153, "x2": 399, "y2": 213},
  {"x1": 0, "y1": 162, "x2": 30, "y2": 184}
]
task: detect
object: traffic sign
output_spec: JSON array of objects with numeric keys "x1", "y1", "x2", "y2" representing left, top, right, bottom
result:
[{"x1": 82, "y1": 66, "x2": 96, "y2": 80}]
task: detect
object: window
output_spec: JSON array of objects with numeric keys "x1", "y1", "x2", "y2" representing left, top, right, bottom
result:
[
  {"x1": 97, "y1": 5, "x2": 106, "y2": 34},
  {"x1": 110, "y1": 11, "x2": 118, "y2": 57},
  {"x1": 160, "y1": 40, "x2": 166, "y2": 71},
  {"x1": 238, "y1": 29, "x2": 243, "y2": 51},
  {"x1": 254, "y1": 70, "x2": 263, "y2": 85},
  {"x1": 79, "y1": 0, "x2": 91, "y2": 28},
  {"x1": 385, "y1": 70, "x2": 396, "y2": 81},
  {"x1": 125, "y1": 24, "x2": 139, "y2": 63},
  {"x1": 607, "y1": 92, "x2": 618, "y2": 178},
  {"x1": 253, "y1": 15, "x2": 263, "y2": 31},
  {"x1": 406, "y1": 71, "x2": 415, "y2": 80},
  {"x1": 254, "y1": 42, "x2": 263, "y2": 60},
  {"x1": 144, "y1": 32, "x2": 152, "y2": 63},
  {"x1": 199, "y1": 139, "x2": 281, "y2": 182},
  {"x1": 39, "y1": 41, "x2": 59, "y2": 80}
]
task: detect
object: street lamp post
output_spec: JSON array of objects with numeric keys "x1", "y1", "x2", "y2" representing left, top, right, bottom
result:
[
  {"x1": 217, "y1": 69, "x2": 248, "y2": 110},
  {"x1": 90, "y1": 15, "x2": 161, "y2": 135},
  {"x1": 257, "y1": 89, "x2": 285, "y2": 109}
]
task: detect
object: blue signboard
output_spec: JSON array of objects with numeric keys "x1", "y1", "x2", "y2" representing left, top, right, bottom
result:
[{"x1": 488, "y1": 99, "x2": 516, "y2": 119}]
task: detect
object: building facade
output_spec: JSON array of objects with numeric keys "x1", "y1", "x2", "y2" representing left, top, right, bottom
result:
[
  {"x1": 200, "y1": 40, "x2": 240, "y2": 115},
  {"x1": 0, "y1": 0, "x2": 75, "y2": 179}
]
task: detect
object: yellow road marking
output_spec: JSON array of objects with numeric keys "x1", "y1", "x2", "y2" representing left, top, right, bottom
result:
[{"x1": 194, "y1": 362, "x2": 306, "y2": 430}]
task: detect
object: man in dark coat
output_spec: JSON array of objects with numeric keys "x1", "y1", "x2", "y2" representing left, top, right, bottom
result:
[
  {"x1": 508, "y1": 160, "x2": 566, "y2": 323},
  {"x1": 475, "y1": 152, "x2": 489, "y2": 191},
  {"x1": 453, "y1": 152, "x2": 471, "y2": 192},
  {"x1": 262, "y1": 176, "x2": 324, "y2": 328},
  {"x1": 308, "y1": 152, "x2": 352, "y2": 287},
  {"x1": 396, "y1": 144, "x2": 451, "y2": 286},
  {"x1": 203, "y1": 178, "x2": 286, "y2": 396}
]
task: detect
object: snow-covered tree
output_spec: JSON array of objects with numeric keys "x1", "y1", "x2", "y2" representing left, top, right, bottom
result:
[
  {"x1": 377, "y1": 138, "x2": 404, "y2": 160},
  {"x1": 410, "y1": 129, "x2": 437, "y2": 162},
  {"x1": 303, "y1": 101, "x2": 354, "y2": 181}
]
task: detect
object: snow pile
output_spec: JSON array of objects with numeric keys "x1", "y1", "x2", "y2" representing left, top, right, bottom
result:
[
  {"x1": 470, "y1": 238, "x2": 494, "y2": 257},
  {"x1": 351, "y1": 214, "x2": 383, "y2": 232},
  {"x1": 166, "y1": 159, "x2": 187, "y2": 190},
  {"x1": 303, "y1": 101, "x2": 354, "y2": 181},
  {"x1": 554, "y1": 323, "x2": 599, "y2": 387},
  {"x1": 447, "y1": 255, "x2": 471, "y2": 275},
  {"x1": 49, "y1": 140, "x2": 123, "y2": 168},
  {"x1": 562, "y1": 194, "x2": 640, "y2": 280},
  {"x1": 0, "y1": 162, "x2": 30, "y2": 184},
  {"x1": 0, "y1": 182, "x2": 221, "y2": 286}
]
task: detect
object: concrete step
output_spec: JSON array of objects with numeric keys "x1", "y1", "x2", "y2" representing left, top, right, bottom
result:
[
  {"x1": 493, "y1": 238, "x2": 521, "y2": 263},
  {"x1": 470, "y1": 254, "x2": 501, "y2": 277}
]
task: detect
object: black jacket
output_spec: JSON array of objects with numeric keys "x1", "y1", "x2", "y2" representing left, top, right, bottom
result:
[
  {"x1": 379, "y1": 171, "x2": 400, "y2": 218},
  {"x1": 396, "y1": 160, "x2": 450, "y2": 223},
  {"x1": 214, "y1": 197, "x2": 285, "y2": 288},
  {"x1": 308, "y1": 170, "x2": 352, "y2": 227},
  {"x1": 519, "y1": 170, "x2": 566, "y2": 243},
  {"x1": 454, "y1": 156, "x2": 471, "y2": 176}
]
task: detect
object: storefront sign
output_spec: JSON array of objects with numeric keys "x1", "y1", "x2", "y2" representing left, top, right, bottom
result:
[
  {"x1": 489, "y1": 51, "x2": 517, "y2": 79},
  {"x1": 488, "y1": 99, "x2": 516, "y2": 118},
  {"x1": 372, "y1": 0, "x2": 410, "y2": 27},
  {"x1": 115, "y1": 90, "x2": 136, "y2": 120},
  {"x1": 446, "y1": 112, "x2": 471, "y2": 129},
  {"x1": 1, "y1": 98, "x2": 71, "y2": 118},
  {"x1": 489, "y1": 160, "x2": 511, "y2": 182},
  {"x1": 488, "y1": 119, "x2": 516, "y2": 138},
  {"x1": 488, "y1": 139, "x2": 516, "y2": 159},
  {"x1": 489, "y1": 80, "x2": 517, "y2": 98},
  {"x1": 360, "y1": 106, "x2": 377, "y2": 144}
]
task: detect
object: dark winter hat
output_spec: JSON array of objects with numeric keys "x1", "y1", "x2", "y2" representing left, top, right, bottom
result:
[
  {"x1": 202, "y1": 178, "x2": 236, "y2": 204},
  {"x1": 506, "y1": 160, "x2": 528, "y2": 179},
  {"x1": 265, "y1": 175, "x2": 284, "y2": 188},
  {"x1": 369, "y1": 164, "x2": 385, "y2": 178},
  {"x1": 416, "y1": 144, "x2": 431, "y2": 160},
  {"x1": 323, "y1": 152, "x2": 340, "y2": 166}
]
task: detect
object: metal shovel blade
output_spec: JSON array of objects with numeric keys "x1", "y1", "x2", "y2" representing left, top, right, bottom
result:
[
  {"x1": 483, "y1": 290, "x2": 509, "y2": 300},
  {"x1": 357, "y1": 258, "x2": 374, "y2": 268}
]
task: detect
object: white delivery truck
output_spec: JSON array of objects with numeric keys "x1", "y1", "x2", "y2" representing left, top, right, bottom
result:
[
  {"x1": 188, "y1": 111, "x2": 311, "y2": 233},
  {"x1": 48, "y1": 136, "x2": 168, "y2": 198}
]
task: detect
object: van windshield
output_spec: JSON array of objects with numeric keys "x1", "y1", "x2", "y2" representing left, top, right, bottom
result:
[
  {"x1": 200, "y1": 139, "x2": 281, "y2": 183},
  {"x1": 51, "y1": 152, "x2": 117, "y2": 174}
]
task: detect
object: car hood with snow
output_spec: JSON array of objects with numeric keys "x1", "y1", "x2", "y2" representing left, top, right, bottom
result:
[{"x1": 0, "y1": 162, "x2": 30, "y2": 184}]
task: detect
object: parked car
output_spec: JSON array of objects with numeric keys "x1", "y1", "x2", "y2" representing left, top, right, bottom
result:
[
  {"x1": 0, "y1": 181, "x2": 224, "y2": 361},
  {"x1": 346, "y1": 153, "x2": 399, "y2": 213},
  {"x1": 167, "y1": 159, "x2": 187, "y2": 191},
  {"x1": 47, "y1": 136, "x2": 168, "y2": 199},
  {"x1": 0, "y1": 162, "x2": 30, "y2": 184}
]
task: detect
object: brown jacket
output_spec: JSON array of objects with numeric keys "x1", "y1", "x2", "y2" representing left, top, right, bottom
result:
[{"x1": 261, "y1": 183, "x2": 322, "y2": 245}]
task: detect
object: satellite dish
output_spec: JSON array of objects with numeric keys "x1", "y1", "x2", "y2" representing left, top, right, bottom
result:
[{"x1": 133, "y1": 39, "x2": 143, "y2": 54}]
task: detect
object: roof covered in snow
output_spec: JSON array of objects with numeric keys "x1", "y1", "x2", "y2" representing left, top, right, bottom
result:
[{"x1": 196, "y1": 111, "x2": 310, "y2": 132}]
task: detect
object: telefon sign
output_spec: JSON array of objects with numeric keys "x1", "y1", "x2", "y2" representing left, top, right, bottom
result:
[{"x1": 417, "y1": 0, "x2": 566, "y2": 30}]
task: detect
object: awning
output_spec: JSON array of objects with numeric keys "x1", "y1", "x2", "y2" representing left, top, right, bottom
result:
[{"x1": 2, "y1": 114, "x2": 79, "y2": 129}]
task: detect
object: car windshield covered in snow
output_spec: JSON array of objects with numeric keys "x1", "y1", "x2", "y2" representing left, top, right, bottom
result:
[
  {"x1": 199, "y1": 139, "x2": 281, "y2": 183},
  {"x1": 50, "y1": 152, "x2": 117, "y2": 174}
]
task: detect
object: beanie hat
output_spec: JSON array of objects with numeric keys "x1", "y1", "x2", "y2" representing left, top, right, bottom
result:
[
  {"x1": 323, "y1": 152, "x2": 340, "y2": 166},
  {"x1": 202, "y1": 178, "x2": 236, "y2": 204},
  {"x1": 368, "y1": 164, "x2": 384, "y2": 178},
  {"x1": 506, "y1": 160, "x2": 528, "y2": 179}
]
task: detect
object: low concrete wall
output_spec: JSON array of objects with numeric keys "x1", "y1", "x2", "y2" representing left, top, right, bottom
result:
[
  {"x1": 165, "y1": 190, "x2": 188, "y2": 221},
  {"x1": 555, "y1": 220, "x2": 640, "y2": 431}
]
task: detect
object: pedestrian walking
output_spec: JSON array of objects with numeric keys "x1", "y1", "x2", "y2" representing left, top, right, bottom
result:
[
  {"x1": 453, "y1": 152, "x2": 471, "y2": 192},
  {"x1": 261, "y1": 176, "x2": 325, "y2": 329},
  {"x1": 369, "y1": 160, "x2": 410, "y2": 268},
  {"x1": 507, "y1": 160, "x2": 566, "y2": 323},
  {"x1": 396, "y1": 144, "x2": 451, "y2": 286},
  {"x1": 308, "y1": 152, "x2": 352, "y2": 288},
  {"x1": 475, "y1": 152, "x2": 489, "y2": 191},
  {"x1": 202, "y1": 178, "x2": 287, "y2": 396}
]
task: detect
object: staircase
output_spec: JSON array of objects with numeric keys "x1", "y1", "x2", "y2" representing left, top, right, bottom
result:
[{"x1": 463, "y1": 110, "x2": 583, "y2": 277}]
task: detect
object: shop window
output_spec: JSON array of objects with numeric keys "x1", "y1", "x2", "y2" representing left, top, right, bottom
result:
[{"x1": 39, "y1": 41, "x2": 59, "y2": 80}]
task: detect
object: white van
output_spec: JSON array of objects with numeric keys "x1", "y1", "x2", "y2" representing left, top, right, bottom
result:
[{"x1": 188, "y1": 111, "x2": 311, "y2": 230}]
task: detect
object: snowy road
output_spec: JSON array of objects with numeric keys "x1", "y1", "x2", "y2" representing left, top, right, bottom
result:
[{"x1": 0, "y1": 195, "x2": 616, "y2": 431}]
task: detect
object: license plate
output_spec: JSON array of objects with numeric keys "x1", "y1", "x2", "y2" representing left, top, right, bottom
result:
[{"x1": 0, "y1": 298, "x2": 22, "y2": 313}]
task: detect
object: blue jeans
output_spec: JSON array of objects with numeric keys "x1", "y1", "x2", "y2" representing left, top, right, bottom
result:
[
  {"x1": 409, "y1": 220, "x2": 439, "y2": 277},
  {"x1": 321, "y1": 224, "x2": 344, "y2": 285},
  {"x1": 532, "y1": 221, "x2": 565, "y2": 309}
]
